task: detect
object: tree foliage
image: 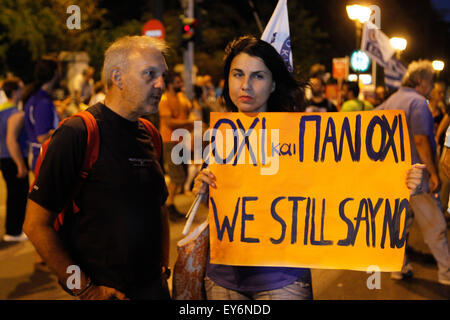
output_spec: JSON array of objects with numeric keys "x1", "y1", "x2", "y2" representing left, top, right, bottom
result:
[{"x1": 0, "y1": 0, "x2": 106, "y2": 81}]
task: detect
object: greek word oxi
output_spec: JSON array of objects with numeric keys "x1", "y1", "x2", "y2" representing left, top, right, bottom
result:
[{"x1": 171, "y1": 120, "x2": 281, "y2": 175}]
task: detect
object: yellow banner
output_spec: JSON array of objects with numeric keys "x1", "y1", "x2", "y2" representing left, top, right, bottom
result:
[{"x1": 208, "y1": 111, "x2": 411, "y2": 272}]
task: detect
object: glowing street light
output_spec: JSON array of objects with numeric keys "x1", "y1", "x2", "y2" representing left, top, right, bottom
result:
[
  {"x1": 432, "y1": 60, "x2": 445, "y2": 72},
  {"x1": 346, "y1": 5, "x2": 371, "y2": 23},
  {"x1": 390, "y1": 37, "x2": 407, "y2": 51},
  {"x1": 390, "y1": 37, "x2": 407, "y2": 59}
]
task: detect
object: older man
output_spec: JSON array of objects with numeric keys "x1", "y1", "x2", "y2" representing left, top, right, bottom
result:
[
  {"x1": 23, "y1": 36, "x2": 171, "y2": 299},
  {"x1": 377, "y1": 60, "x2": 450, "y2": 285}
]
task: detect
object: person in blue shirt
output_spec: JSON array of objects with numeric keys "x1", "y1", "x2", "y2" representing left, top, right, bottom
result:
[
  {"x1": 377, "y1": 60, "x2": 450, "y2": 285},
  {"x1": 23, "y1": 58, "x2": 60, "y2": 171},
  {"x1": 193, "y1": 35, "x2": 425, "y2": 300},
  {"x1": 0, "y1": 77, "x2": 29, "y2": 242}
]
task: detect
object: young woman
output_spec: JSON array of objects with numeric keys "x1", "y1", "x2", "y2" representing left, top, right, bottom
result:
[{"x1": 193, "y1": 35, "x2": 424, "y2": 300}]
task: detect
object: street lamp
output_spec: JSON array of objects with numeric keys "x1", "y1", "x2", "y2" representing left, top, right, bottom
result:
[
  {"x1": 432, "y1": 60, "x2": 445, "y2": 80},
  {"x1": 346, "y1": 5, "x2": 371, "y2": 23},
  {"x1": 432, "y1": 60, "x2": 445, "y2": 72},
  {"x1": 390, "y1": 37, "x2": 407, "y2": 59}
]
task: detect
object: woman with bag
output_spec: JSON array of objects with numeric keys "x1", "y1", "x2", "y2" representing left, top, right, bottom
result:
[{"x1": 192, "y1": 35, "x2": 424, "y2": 300}]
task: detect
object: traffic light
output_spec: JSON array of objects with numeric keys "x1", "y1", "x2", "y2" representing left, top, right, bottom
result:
[{"x1": 181, "y1": 15, "x2": 198, "y2": 46}]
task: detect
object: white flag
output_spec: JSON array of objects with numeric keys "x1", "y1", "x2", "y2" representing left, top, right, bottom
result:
[
  {"x1": 361, "y1": 21, "x2": 395, "y2": 68},
  {"x1": 384, "y1": 57, "x2": 407, "y2": 89},
  {"x1": 261, "y1": 0, "x2": 293, "y2": 72}
]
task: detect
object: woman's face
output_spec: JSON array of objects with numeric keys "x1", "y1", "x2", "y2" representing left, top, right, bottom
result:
[{"x1": 228, "y1": 53, "x2": 275, "y2": 113}]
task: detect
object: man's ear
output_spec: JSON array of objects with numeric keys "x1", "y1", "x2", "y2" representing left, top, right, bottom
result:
[{"x1": 111, "y1": 69, "x2": 123, "y2": 89}]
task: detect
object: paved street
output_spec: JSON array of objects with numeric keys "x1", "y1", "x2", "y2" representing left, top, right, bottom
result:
[{"x1": 0, "y1": 175, "x2": 449, "y2": 300}]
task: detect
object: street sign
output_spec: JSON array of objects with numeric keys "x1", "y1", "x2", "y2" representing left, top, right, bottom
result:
[
  {"x1": 350, "y1": 50, "x2": 371, "y2": 72},
  {"x1": 332, "y1": 57, "x2": 349, "y2": 80},
  {"x1": 142, "y1": 19, "x2": 165, "y2": 39}
]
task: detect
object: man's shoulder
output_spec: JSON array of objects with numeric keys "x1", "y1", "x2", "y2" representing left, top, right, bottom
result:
[{"x1": 55, "y1": 104, "x2": 103, "y2": 139}]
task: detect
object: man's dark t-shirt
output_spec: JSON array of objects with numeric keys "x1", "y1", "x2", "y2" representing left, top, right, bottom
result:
[{"x1": 29, "y1": 103, "x2": 168, "y2": 296}]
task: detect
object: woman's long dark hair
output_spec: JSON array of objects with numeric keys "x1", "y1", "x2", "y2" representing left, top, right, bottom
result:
[
  {"x1": 22, "y1": 58, "x2": 58, "y2": 104},
  {"x1": 222, "y1": 35, "x2": 306, "y2": 113}
]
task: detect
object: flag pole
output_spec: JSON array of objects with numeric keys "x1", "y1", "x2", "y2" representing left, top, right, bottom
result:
[{"x1": 248, "y1": 0, "x2": 264, "y2": 34}]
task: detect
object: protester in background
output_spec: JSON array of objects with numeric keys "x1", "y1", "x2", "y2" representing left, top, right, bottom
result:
[
  {"x1": 340, "y1": 81, "x2": 373, "y2": 112},
  {"x1": 88, "y1": 81, "x2": 106, "y2": 107},
  {"x1": 215, "y1": 79, "x2": 224, "y2": 99},
  {"x1": 23, "y1": 58, "x2": 60, "y2": 171},
  {"x1": 80, "y1": 67, "x2": 94, "y2": 105},
  {"x1": 202, "y1": 74, "x2": 216, "y2": 105},
  {"x1": 377, "y1": 60, "x2": 450, "y2": 285},
  {"x1": 440, "y1": 124, "x2": 450, "y2": 214},
  {"x1": 72, "y1": 66, "x2": 94, "y2": 107},
  {"x1": 0, "y1": 77, "x2": 28, "y2": 242},
  {"x1": 183, "y1": 85, "x2": 206, "y2": 195},
  {"x1": 305, "y1": 77, "x2": 337, "y2": 112},
  {"x1": 429, "y1": 81, "x2": 446, "y2": 137},
  {"x1": 442, "y1": 125, "x2": 450, "y2": 182},
  {"x1": 193, "y1": 35, "x2": 425, "y2": 300},
  {"x1": 158, "y1": 71, "x2": 193, "y2": 220},
  {"x1": 433, "y1": 83, "x2": 450, "y2": 214},
  {"x1": 0, "y1": 81, "x2": 7, "y2": 105},
  {"x1": 374, "y1": 85, "x2": 388, "y2": 107},
  {"x1": 23, "y1": 35, "x2": 171, "y2": 300}
]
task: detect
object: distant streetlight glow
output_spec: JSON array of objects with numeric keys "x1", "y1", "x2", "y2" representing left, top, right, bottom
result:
[
  {"x1": 390, "y1": 37, "x2": 407, "y2": 51},
  {"x1": 432, "y1": 60, "x2": 445, "y2": 72},
  {"x1": 346, "y1": 5, "x2": 371, "y2": 23}
]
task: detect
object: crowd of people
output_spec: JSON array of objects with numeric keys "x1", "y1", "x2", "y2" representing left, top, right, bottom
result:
[{"x1": 0, "y1": 33, "x2": 448, "y2": 300}]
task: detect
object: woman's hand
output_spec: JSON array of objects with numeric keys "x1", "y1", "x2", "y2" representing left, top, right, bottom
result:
[
  {"x1": 16, "y1": 162, "x2": 28, "y2": 179},
  {"x1": 193, "y1": 169, "x2": 216, "y2": 197},
  {"x1": 406, "y1": 163, "x2": 426, "y2": 194}
]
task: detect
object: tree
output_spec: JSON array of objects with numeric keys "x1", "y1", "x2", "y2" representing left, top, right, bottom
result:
[{"x1": 0, "y1": 0, "x2": 105, "y2": 82}]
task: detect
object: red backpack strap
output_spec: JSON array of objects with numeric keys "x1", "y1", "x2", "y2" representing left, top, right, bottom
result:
[
  {"x1": 73, "y1": 110, "x2": 100, "y2": 176},
  {"x1": 139, "y1": 117, "x2": 162, "y2": 161},
  {"x1": 50, "y1": 111, "x2": 99, "y2": 231}
]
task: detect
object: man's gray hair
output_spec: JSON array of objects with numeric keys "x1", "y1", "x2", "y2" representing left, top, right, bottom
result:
[
  {"x1": 103, "y1": 35, "x2": 168, "y2": 88},
  {"x1": 401, "y1": 59, "x2": 434, "y2": 88}
]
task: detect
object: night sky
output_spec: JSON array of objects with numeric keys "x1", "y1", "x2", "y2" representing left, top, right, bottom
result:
[{"x1": 431, "y1": 0, "x2": 450, "y2": 21}]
